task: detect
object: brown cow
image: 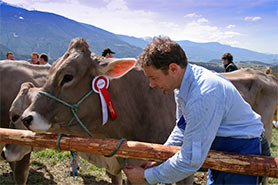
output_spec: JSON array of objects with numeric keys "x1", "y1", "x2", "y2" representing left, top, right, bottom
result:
[
  {"x1": 18, "y1": 38, "x2": 195, "y2": 184},
  {"x1": 19, "y1": 37, "x2": 277, "y2": 184},
  {"x1": 0, "y1": 60, "x2": 49, "y2": 185},
  {"x1": 3, "y1": 67, "x2": 193, "y2": 184},
  {"x1": 0, "y1": 63, "x2": 131, "y2": 185},
  {"x1": 221, "y1": 69, "x2": 278, "y2": 144}
]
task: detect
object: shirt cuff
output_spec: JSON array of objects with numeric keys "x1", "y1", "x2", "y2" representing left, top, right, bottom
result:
[{"x1": 144, "y1": 168, "x2": 158, "y2": 185}]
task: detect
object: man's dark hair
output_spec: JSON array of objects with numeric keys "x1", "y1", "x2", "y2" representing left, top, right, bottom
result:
[
  {"x1": 222, "y1": 52, "x2": 233, "y2": 63},
  {"x1": 6, "y1": 51, "x2": 13, "y2": 58},
  {"x1": 137, "y1": 36, "x2": 188, "y2": 74},
  {"x1": 102, "y1": 48, "x2": 115, "y2": 57},
  {"x1": 40, "y1": 53, "x2": 48, "y2": 62}
]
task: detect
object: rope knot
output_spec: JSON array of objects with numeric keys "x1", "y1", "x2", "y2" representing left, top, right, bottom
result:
[{"x1": 72, "y1": 104, "x2": 79, "y2": 112}]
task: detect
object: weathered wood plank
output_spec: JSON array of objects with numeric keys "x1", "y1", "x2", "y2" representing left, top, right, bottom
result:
[{"x1": 0, "y1": 128, "x2": 277, "y2": 178}]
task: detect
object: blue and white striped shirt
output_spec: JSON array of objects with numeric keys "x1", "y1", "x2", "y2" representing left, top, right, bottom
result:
[{"x1": 145, "y1": 64, "x2": 264, "y2": 184}]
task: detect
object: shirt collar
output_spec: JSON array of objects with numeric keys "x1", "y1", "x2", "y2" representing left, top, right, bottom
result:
[{"x1": 175, "y1": 63, "x2": 193, "y2": 100}]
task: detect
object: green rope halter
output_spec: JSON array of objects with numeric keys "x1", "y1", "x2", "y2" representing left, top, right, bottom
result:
[
  {"x1": 39, "y1": 89, "x2": 127, "y2": 165},
  {"x1": 39, "y1": 90, "x2": 94, "y2": 137}
]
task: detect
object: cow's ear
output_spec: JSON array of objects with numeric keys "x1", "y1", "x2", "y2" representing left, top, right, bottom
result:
[
  {"x1": 20, "y1": 82, "x2": 35, "y2": 96},
  {"x1": 99, "y1": 58, "x2": 136, "y2": 79}
]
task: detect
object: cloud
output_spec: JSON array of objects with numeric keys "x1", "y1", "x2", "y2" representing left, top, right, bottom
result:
[
  {"x1": 244, "y1": 16, "x2": 262, "y2": 21},
  {"x1": 184, "y1": 13, "x2": 201, "y2": 18},
  {"x1": 197, "y1": 18, "x2": 208, "y2": 23},
  {"x1": 226, "y1": 24, "x2": 235, "y2": 29},
  {"x1": 105, "y1": 0, "x2": 128, "y2": 10}
]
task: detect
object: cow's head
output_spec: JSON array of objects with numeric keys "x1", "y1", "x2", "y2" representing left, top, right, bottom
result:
[
  {"x1": 21, "y1": 37, "x2": 136, "y2": 133},
  {"x1": 1, "y1": 82, "x2": 38, "y2": 161}
]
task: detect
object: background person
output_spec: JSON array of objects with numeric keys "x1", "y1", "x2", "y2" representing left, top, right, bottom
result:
[
  {"x1": 123, "y1": 36, "x2": 264, "y2": 185},
  {"x1": 39, "y1": 53, "x2": 51, "y2": 66},
  {"x1": 265, "y1": 67, "x2": 271, "y2": 75},
  {"x1": 222, "y1": 52, "x2": 238, "y2": 72},
  {"x1": 101, "y1": 48, "x2": 115, "y2": 58},
  {"x1": 6, "y1": 51, "x2": 14, "y2": 60},
  {"x1": 30, "y1": 52, "x2": 40, "y2": 64}
]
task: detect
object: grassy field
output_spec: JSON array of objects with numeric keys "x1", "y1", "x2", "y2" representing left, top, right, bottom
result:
[{"x1": 0, "y1": 128, "x2": 277, "y2": 185}]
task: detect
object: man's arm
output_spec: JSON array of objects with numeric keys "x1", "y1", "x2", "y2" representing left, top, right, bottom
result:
[{"x1": 144, "y1": 95, "x2": 225, "y2": 184}]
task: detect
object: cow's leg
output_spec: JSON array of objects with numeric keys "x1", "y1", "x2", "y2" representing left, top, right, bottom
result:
[
  {"x1": 11, "y1": 152, "x2": 31, "y2": 185},
  {"x1": 107, "y1": 172, "x2": 123, "y2": 185},
  {"x1": 0, "y1": 144, "x2": 4, "y2": 161},
  {"x1": 259, "y1": 136, "x2": 270, "y2": 185}
]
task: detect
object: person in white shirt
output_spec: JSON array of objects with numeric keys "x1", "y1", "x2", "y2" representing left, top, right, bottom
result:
[{"x1": 39, "y1": 53, "x2": 51, "y2": 66}]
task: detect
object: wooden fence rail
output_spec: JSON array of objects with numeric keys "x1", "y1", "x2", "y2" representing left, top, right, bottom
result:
[{"x1": 0, "y1": 128, "x2": 277, "y2": 178}]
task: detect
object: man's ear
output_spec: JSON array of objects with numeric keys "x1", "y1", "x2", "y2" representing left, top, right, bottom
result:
[
  {"x1": 98, "y1": 58, "x2": 136, "y2": 79},
  {"x1": 168, "y1": 63, "x2": 179, "y2": 75}
]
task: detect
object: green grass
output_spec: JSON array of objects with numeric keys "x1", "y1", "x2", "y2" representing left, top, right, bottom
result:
[
  {"x1": 269, "y1": 127, "x2": 278, "y2": 184},
  {"x1": 32, "y1": 149, "x2": 71, "y2": 165}
]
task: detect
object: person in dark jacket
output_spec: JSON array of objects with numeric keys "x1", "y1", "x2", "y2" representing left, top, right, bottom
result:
[{"x1": 222, "y1": 53, "x2": 238, "y2": 72}]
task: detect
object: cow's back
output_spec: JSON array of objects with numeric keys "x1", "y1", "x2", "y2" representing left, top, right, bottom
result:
[{"x1": 221, "y1": 68, "x2": 278, "y2": 143}]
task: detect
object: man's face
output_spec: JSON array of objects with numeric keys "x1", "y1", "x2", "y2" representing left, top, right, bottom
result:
[
  {"x1": 40, "y1": 58, "x2": 47, "y2": 65},
  {"x1": 143, "y1": 65, "x2": 177, "y2": 94},
  {"x1": 106, "y1": 53, "x2": 113, "y2": 58},
  {"x1": 7, "y1": 54, "x2": 14, "y2": 60},
  {"x1": 31, "y1": 55, "x2": 38, "y2": 64},
  {"x1": 222, "y1": 58, "x2": 228, "y2": 65}
]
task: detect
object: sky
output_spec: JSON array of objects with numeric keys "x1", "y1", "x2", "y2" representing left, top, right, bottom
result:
[{"x1": 3, "y1": 0, "x2": 278, "y2": 54}]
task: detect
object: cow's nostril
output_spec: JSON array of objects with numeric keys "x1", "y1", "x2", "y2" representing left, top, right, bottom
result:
[
  {"x1": 12, "y1": 115, "x2": 20, "y2": 122},
  {"x1": 22, "y1": 115, "x2": 33, "y2": 128},
  {"x1": 1, "y1": 151, "x2": 6, "y2": 160}
]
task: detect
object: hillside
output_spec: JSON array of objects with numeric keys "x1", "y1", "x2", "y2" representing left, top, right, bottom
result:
[{"x1": 0, "y1": 2, "x2": 142, "y2": 62}]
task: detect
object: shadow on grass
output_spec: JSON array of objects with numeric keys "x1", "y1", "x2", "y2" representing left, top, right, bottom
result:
[
  {"x1": 29, "y1": 161, "x2": 112, "y2": 185},
  {"x1": 79, "y1": 174, "x2": 113, "y2": 185},
  {"x1": 26, "y1": 161, "x2": 57, "y2": 185}
]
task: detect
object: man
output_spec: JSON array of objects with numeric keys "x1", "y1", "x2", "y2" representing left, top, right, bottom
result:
[
  {"x1": 6, "y1": 51, "x2": 14, "y2": 60},
  {"x1": 123, "y1": 37, "x2": 264, "y2": 184},
  {"x1": 39, "y1": 53, "x2": 51, "y2": 66},
  {"x1": 265, "y1": 67, "x2": 271, "y2": 75},
  {"x1": 30, "y1": 52, "x2": 40, "y2": 64},
  {"x1": 102, "y1": 48, "x2": 115, "y2": 58},
  {"x1": 222, "y1": 52, "x2": 238, "y2": 72}
]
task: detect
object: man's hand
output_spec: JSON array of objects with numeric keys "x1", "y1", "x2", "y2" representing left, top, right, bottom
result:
[
  {"x1": 140, "y1": 161, "x2": 158, "y2": 169},
  {"x1": 123, "y1": 163, "x2": 147, "y2": 184}
]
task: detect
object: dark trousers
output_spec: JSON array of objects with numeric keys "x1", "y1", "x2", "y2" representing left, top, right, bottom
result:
[{"x1": 207, "y1": 136, "x2": 261, "y2": 185}]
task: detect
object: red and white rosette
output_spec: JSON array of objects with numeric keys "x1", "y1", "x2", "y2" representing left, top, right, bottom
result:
[{"x1": 92, "y1": 75, "x2": 117, "y2": 125}]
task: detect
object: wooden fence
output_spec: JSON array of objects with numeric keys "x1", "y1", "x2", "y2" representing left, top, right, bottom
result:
[{"x1": 0, "y1": 128, "x2": 277, "y2": 178}]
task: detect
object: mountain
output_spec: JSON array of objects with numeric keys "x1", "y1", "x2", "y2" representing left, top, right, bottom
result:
[
  {"x1": 0, "y1": 2, "x2": 142, "y2": 62},
  {"x1": 177, "y1": 41, "x2": 278, "y2": 63},
  {"x1": 117, "y1": 35, "x2": 278, "y2": 64},
  {"x1": 0, "y1": 43, "x2": 29, "y2": 60},
  {"x1": 1, "y1": 2, "x2": 277, "y2": 64}
]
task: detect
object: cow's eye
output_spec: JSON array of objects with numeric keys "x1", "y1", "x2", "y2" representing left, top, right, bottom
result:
[{"x1": 61, "y1": 74, "x2": 73, "y2": 86}]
